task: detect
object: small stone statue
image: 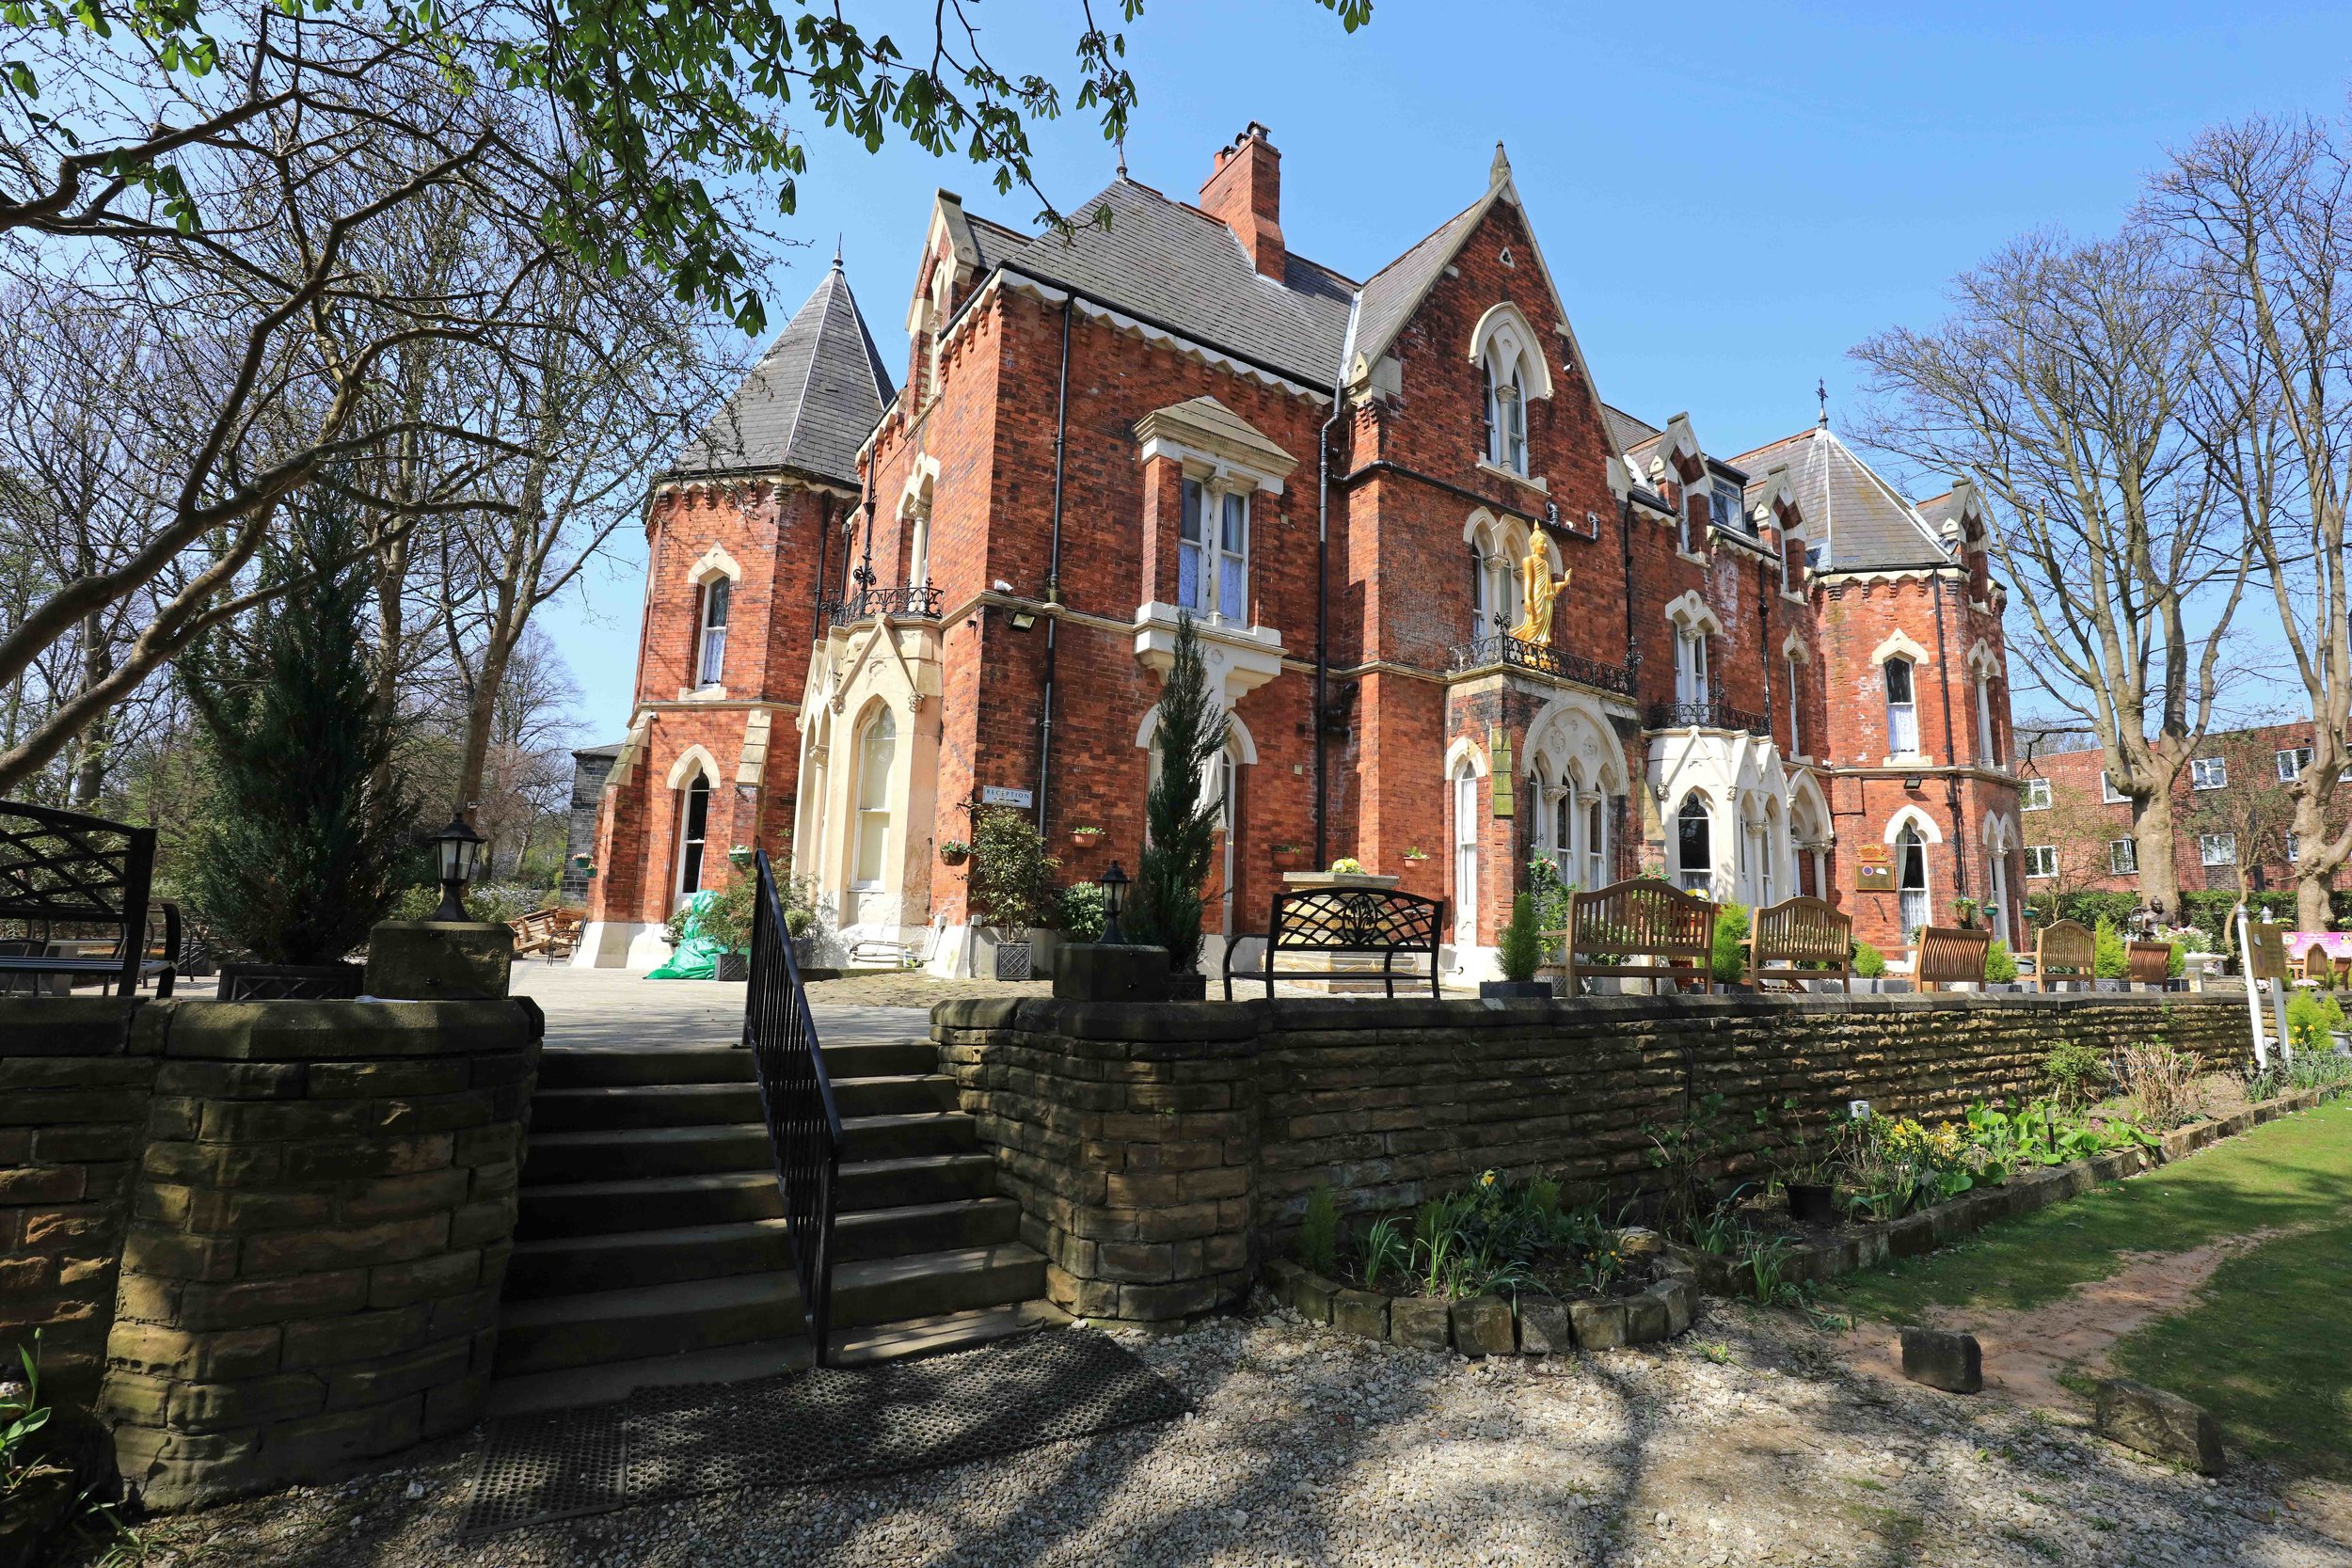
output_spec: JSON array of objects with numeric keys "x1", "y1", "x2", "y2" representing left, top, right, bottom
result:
[{"x1": 1512, "y1": 532, "x2": 1570, "y2": 645}]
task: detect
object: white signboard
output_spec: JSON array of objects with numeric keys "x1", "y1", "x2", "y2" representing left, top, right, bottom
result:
[{"x1": 980, "y1": 785, "x2": 1033, "y2": 809}]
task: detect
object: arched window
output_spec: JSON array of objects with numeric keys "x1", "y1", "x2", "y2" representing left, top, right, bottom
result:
[
  {"x1": 1897, "y1": 825, "x2": 1930, "y2": 939},
  {"x1": 1482, "y1": 345, "x2": 1527, "y2": 474},
  {"x1": 1676, "y1": 627, "x2": 1710, "y2": 707},
  {"x1": 1584, "y1": 790, "x2": 1608, "y2": 890},
  {"x1": 1976, "y1": 674, "x2": 1997, "y2": 765},
  {"x1": 1884, "y1": 657, "x2": 1919, "y2": 754},
  {"x1": 675, "y1": 770, "x2": 712, "y2": 901},
  {"x1": 1553, "y1": 781, "x2": 1574, "y2": 886},
  {"x1": 1452, "y1": 760, "x2": 1480, "y2": 947},
  {"x1": 695, "y1": 578, "x2": 730, "y2": 688},
  {"x1": 852, "y1": 708, "x2": 897, "y2": 890},
  {"x1": 1676, "y1": 795, "x2": 1711, "y2": 894},
  {"x1": 1785, "y1": 653, "x2": 1804, "y2": 756}
]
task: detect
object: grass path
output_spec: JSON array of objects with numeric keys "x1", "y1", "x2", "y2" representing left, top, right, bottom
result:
[{"x1": 1826, "y1": 1098, "x2": 2352, "y2": 1475}]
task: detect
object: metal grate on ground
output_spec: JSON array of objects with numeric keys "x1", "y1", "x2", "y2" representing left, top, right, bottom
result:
[{"x1": 459, "y1": 1328, "x2": 1189, "y2": 1538}]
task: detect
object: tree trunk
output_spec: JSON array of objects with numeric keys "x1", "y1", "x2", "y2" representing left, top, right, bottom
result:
[
  {"x1": 2132, "y1": 785, "x2": 2182, "y2": 915},
  {"x1": 2292, "y1": 765, "x2": 2345, "y2": 928}
]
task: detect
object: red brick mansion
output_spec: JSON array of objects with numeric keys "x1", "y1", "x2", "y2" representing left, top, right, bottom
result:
[{"x1": 574, "y1": 126, "x2": 2026, "y2": 975}]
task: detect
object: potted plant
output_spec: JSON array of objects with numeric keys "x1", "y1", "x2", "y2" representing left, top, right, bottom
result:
[
  {"x1": 938, "y1": 839, "x2": 970, "y2": 867},
  {"x1": 1951, "y1": 895, "x2": 1981, "y2": 930},
  {"x1": 968, "y1": 807, "x2": 1058, "y2": 980},
  {"x1": 1070, "y1": 824, "x2": 1104, "y2": 847},
  {"x1": 1482, "y1": 894, "x2": 1552, "y2": 999},
  {"x1": 1772, "y1": 1099, "x2": 1844, "y2": 1226},
  {"x1": 1403, "y1": 846, "x2": 1430, "y2": 863},
  {"x1": 1128, "y1": 610, "x2": 1224, "y2": 1000},
  {"x1": 1270, "y1": 841, "x2": 1311, "y2": 869},
  {"x1": 704, "y1": 874, "x2": 759, "y2": 981}
]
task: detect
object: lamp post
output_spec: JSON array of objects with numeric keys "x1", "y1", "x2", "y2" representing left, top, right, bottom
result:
[
  {"x1": 1099, "y1": 862, "x2": 1130, "y2": 946},
  {"x1": 426, "y1": 814, "x2": 486, "y2": 923}
]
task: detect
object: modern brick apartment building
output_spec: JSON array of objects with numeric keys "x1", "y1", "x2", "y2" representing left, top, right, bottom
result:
[
  {"x1": 2016, "y1": 721, "x2": 2347, "y2": 900},
  {"x1": 576, "y1": 126, "x2": 2026, "y2": 974}
]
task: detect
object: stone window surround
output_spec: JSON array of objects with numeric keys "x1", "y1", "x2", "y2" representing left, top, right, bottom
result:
[
  {"x1": 1469, "y1": 301, "x2": 1553, "y2": 482},
  {"x1": 679, "y1": 545, "x2": 744, "y2": 701}
]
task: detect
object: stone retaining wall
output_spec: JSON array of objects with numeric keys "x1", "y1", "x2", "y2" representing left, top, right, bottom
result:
[
  {"x1": 932, "y1": 992, "x2": 2247, "y2": 1323},
  {"x1": 0, "y1": 1000, "x2": 162, "y2": 1404},
  {"x1": 0, "y1": 996, "x2": 538, "y2": 1510}
]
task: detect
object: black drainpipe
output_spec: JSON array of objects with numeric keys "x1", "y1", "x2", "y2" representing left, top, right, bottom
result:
[
  {"x1": 1035, "y1": 296, "x2": 1073, "y2": 832},
  {"x1": 811, "y1": 493, "x2": 832, "y2": 634},
  {"x1": 1931, "y1": 573, "x2": 1968, "y2": 897},
  {"x1": 1758, "y1": 558, "x2": 1773, "y2": 736},
  {"x1": 1617, "y1": 493, "x2": 1638, "y2": 672},
  {"x1": 1314, "y1": 295, "x2": 1360, "y2": 868}
]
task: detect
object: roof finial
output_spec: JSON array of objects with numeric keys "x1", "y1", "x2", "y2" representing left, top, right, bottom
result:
[
  {"x1": 1116, "y1": 131, "x2": 1127, "y2": 181},
  {"x1": 832, "y1": 235, "x2": 843, "y2": 271},
  {"x1": 1489, "y1": 140, "x2": 1511, "y2": 189},
  {"x1": 1816, "y1": 376, "x2": 1829, "y2": 430}
]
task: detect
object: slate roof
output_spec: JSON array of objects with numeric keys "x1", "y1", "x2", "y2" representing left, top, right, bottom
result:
[
  {"x1": 1603, "y1": 404, "x2": 1662, "y2": 456},
  {"x1": 970, "y1": 178, "x2": 1357, "y2": 388},
  {"x1": 1729, "y1": 427, "x2": 1953, "y2": 572},
  {"x1": 1914, "y1": 489, "x2": 1963, "y2": 532},
  {"x1": 671, "y1": 261, "x2": 894, "y2": 486},
  {"x1": 1351, "y1": 194, "x2": 1487, "y2": 373}
]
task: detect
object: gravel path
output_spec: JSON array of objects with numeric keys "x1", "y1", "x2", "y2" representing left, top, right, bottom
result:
[{"x1": 66, "y1": 1301, "x2": 2351, "y2": 1568}]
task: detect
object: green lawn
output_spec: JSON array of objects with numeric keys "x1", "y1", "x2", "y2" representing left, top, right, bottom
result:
[{"x1": 1826, "y1": 1098, "x2": 2352, "y2": 1475}]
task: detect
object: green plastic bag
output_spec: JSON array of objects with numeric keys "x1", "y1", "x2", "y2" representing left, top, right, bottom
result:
[{"x1": 647, "y1": 890, "x2": 722, "y2": 979}]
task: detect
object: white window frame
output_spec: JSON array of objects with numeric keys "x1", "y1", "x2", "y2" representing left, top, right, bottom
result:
[
  {"x1": 2102, "y1": 772, "x2": 2127, "y2": 804},
  {"x1": 2190, "y1": 757, "x2": 2227, "y2": 791},
  {"x1": 2022, "y1": 778, "x2": 2052, "y2": 811},
  {"x1": 1481, "y1": 348, "x2": 1527, "y2": 476},
  {"x1": 1712, "y1": 480, "x2": 1746, "y2": 538},
  {"x1": 695, "y1": 578, "x2": 730, "y2": 688},
  {"x1": 1676, "y1": 630, "x2": 1711, "y2": 706},
  {"x1": 1896, "y1": 826, "x2": 1931, "y2": 940},
  {"x1": 2026, "y1": 845, "x2": 2058, "y2": 879},
  {"x1": 2200, "y1": 832, "x2": 2237, "y2": 867},
  {"x1": 1452, "y1": 761, "x2": 1480, "y2": 948},
  {"x1": 1675, "y1": 795, "x2": 1711, "y2": 895},
  {"x1": 2109, "y1": 838, "x2": 2138, "y2": 875},
  {"x1": 1975, "y1": 676, "x2": 1997, "y2": 765},
  {"x1": 1883, "y1": 657, "x2": 1919, "y2": 755},
  {"x1": 674, "y1": 770, "x2": 713, "y2": 903},
  {"x1": 2277, "y1": 746, "x2": 2312, "y2": 782},
  {"x1": 1584, "y1": 792, "x2": 1608, "y2": 890},
  {"x1": 852, "y1": 708, "x2": 898, "y2": 891},
  {"x1": 1785, "y1": 654, "x2": 1804, "y2": 756},
  {"x1": 1178, "y1": 477, "x2": 1251, "y2": 625},
  {"x1": 2286, "y1": 830, "x2": 2302, "y2": 863}
]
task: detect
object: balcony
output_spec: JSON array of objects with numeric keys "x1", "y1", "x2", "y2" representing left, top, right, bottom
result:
[
  {"x1": 820, "y1": 584, "x2": 942, "y2": 625},
  {"x1": 1447, "y1": 634, "x2": 1635, "y2": 697},
  {"x1": 1647, "y1": 699, "x2": 1772, "y2": 737}
]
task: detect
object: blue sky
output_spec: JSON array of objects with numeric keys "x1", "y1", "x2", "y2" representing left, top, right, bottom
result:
[{"x1": 543, "y1": 0, "x2": 2352, "y2": 743}]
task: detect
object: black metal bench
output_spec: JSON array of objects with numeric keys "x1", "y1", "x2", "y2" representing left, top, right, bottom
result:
[
  {"x1": 1222, "y1": 884, "x2": 1445, "y2": 1000},
  {"x1": 0, "y1": 800, "x2": 179, "y2": 998}
]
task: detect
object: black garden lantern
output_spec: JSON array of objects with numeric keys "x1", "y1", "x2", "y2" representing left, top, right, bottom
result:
[
  {"x1": 1099, "y1": 861, "x2": 1131, "y2": 946},
  {"x1": 426, "y1": 814, "x2": 487, "y2": 923}
]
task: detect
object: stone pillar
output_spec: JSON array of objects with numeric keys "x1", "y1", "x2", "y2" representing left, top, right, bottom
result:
[
  {"x1": 0, "y1": 1000, "x2": 161, "y2": 1404},
  {"x1": 363, "y1": 921, "x2": 514, "y2": 1001},
  {"x1": 98, "y1": 998, "x2": 539, "y2": 1508},
  {"x1": 934, "y1": 998, "x2": 1261, "y2": 1322}
]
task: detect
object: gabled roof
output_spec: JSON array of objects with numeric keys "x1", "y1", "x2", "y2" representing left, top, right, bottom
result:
[
  {"x1": 1352, "y1": 193, "x2": 1487, "y2": 373},
  {"x1": 965, "y1": 178, "x2": 1357, "y2": 388},
  {"x1": 1603, "y1": 404, "x2": 1661, "y2": 456},
  {"x1": 673, "y1": 260, "x2": 894, "y2": 486},
  {"x1": 1728, "y1": 426, "x2": 1954, "y2": 572}
]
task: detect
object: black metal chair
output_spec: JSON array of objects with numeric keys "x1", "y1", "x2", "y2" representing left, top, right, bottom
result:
[
  {"x1": 0, "y1": 800, "x2": 179, "y2": 997},
  {"x1": 1222, "y1": 885, "x2": 1446, "y2": 1000}
]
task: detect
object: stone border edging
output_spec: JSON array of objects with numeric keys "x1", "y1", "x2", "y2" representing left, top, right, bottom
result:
[
  {"x1": 1263, "y1": 1257, "x2": 1695, "y2": 1355},
  {"x1": 1673, "y1": 1086, "x2": 2335, "y2": 1295}
]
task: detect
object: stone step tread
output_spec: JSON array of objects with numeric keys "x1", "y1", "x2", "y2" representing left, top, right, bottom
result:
[
  {"x1": 516, "y1": 1152, "x2": 999, "y2": 1205},
  {"x1": 499, "y1": 1243, "x2": 1044, "y2": 1331},
  {"x1": 830, "y1": 1300, "x2": 1071, "y2": 1367},
  {"x1": 532, "y1": 1073, "x2": 951, "y2": 1104},
  {"x1": 528, "y1": 1110, "x2": 972, "y2": 1146},
  {"x1": 508, "y1": 1199, "x2": 1021, "y2": 1275}
]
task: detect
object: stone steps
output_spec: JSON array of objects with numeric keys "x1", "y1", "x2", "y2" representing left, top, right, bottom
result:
[{"x1": 494, "y1": 1035, "x2": 1054, "y2": 1406}]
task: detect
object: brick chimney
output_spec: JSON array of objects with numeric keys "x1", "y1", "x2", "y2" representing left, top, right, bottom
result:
[{"x1": 1200, "y1": 122, "x2": 1284, "y2": 280}]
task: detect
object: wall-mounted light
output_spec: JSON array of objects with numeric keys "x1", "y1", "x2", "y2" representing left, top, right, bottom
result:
[
  {"x1": 1009, "y1": 610, "x2": 1038, "y2": 632},
  {"x1": 1900, "y1": 774, "x2": 1926, "y2": 792}
]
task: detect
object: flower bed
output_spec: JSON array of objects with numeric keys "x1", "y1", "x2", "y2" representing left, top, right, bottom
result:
[
  {"x1": 1684, "y1": 1085, "x2": 2336, "y2": 1298},
  {"x1": 1263, "y1": 1171, "x2": 1700, "y2": 1355}
]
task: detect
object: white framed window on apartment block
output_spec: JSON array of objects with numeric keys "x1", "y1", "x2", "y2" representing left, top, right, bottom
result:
[
  {"x1": 2022, "y1": 778, "x2": 2052, "y2": 810},
  {"x1": 2102, "y1": 772, "x2": 2127, "y2": 804},
  {"x1": 2286, "y1": 831, "x2": 2302, "y2": 863},
  {"x1": 2109, "y1": 838, "x2": 2138, "y2": 875},
  {"x1": 2278, "y1": 747, "x2": 2312, "y2": 782},
  {"x1": 2200, "y1": 833, "x2": 2236, "y2": 867},
  {"x1": 2026, "y1": 846, "x2": 2058, "y2": 879},
  {"x1": 2190, "y1": 757, "x2": 2227, "y2": 790}
]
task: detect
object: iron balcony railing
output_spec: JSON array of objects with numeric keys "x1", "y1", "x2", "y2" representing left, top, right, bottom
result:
[
  {"x1": 1647, "y1": 698, "x2": 1772, "y2": 736},
  {"x1": 1446, "y1": 634, "x2": 1636, "y2": 697},
  {"x1": 820, "y1": 583, "x2": 943, "y2": 625},
  {"x1": 742, "y1": 849, "x2": 843, "y2": 1365}
]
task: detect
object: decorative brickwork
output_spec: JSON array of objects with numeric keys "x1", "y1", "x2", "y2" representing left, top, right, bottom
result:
[{"x1": 933, "y1": 993, "x2": 2245, "y2": 1322}]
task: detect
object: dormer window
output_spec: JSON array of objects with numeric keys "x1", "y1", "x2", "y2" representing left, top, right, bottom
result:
[
  {"x1": 1712, "y1": 480, "x2": 1747, "y2": 537},
  {"x1": 695, "y1": 578, "x2": 730, "y2": 687},
  {"x1": 1178, "y1": 477, "x2": 1249, "y2": 624},
  {"x1": 1481, "y1": 348, "x2": 1527, "y2": 474}
]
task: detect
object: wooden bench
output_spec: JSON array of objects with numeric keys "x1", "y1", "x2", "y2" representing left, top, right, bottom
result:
[
  {"x1": 1912, "y1": 925, "x2": 1991, "y2": 991},
  {"x1": 508, "y1": 907, "x2": 584, "y2": 961},
  {"x1": 0, "y1": 800, "x2": 179, "y2": 998},
  {"x1": 2034, "y1": 918, "x2": 2096, "y2": 993},
  {"x1": 1744, "y1": 895, "x2": 1852, "y2": 993},
  {"x1": 2126, "y1": 939, "x2": 2173, "y2": 990},
  {"x1": 1223, "y1": 884, "x2": 1445, "y2": 1000},
  {"x1": 2290, "y1": 940, "x2": 2338, "y2": 988},
  {"x1": 1540, "y1": 878, "x2": 1717, "y2": 997}
]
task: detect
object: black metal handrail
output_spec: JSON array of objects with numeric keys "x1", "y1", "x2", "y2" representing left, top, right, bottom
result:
[
  {"x1": 742, "y1": 849, "x2": 843, "y2": 1365},
  {"x1": 1646, "y1": 699, "x2": 1772, "y2": 736},
  {"x1": 820, "y1": 584, "x2": 943, "y2": 625},
  {"x1": 1446, "y1": 634, "x2": 1636, "y2": 696}
]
